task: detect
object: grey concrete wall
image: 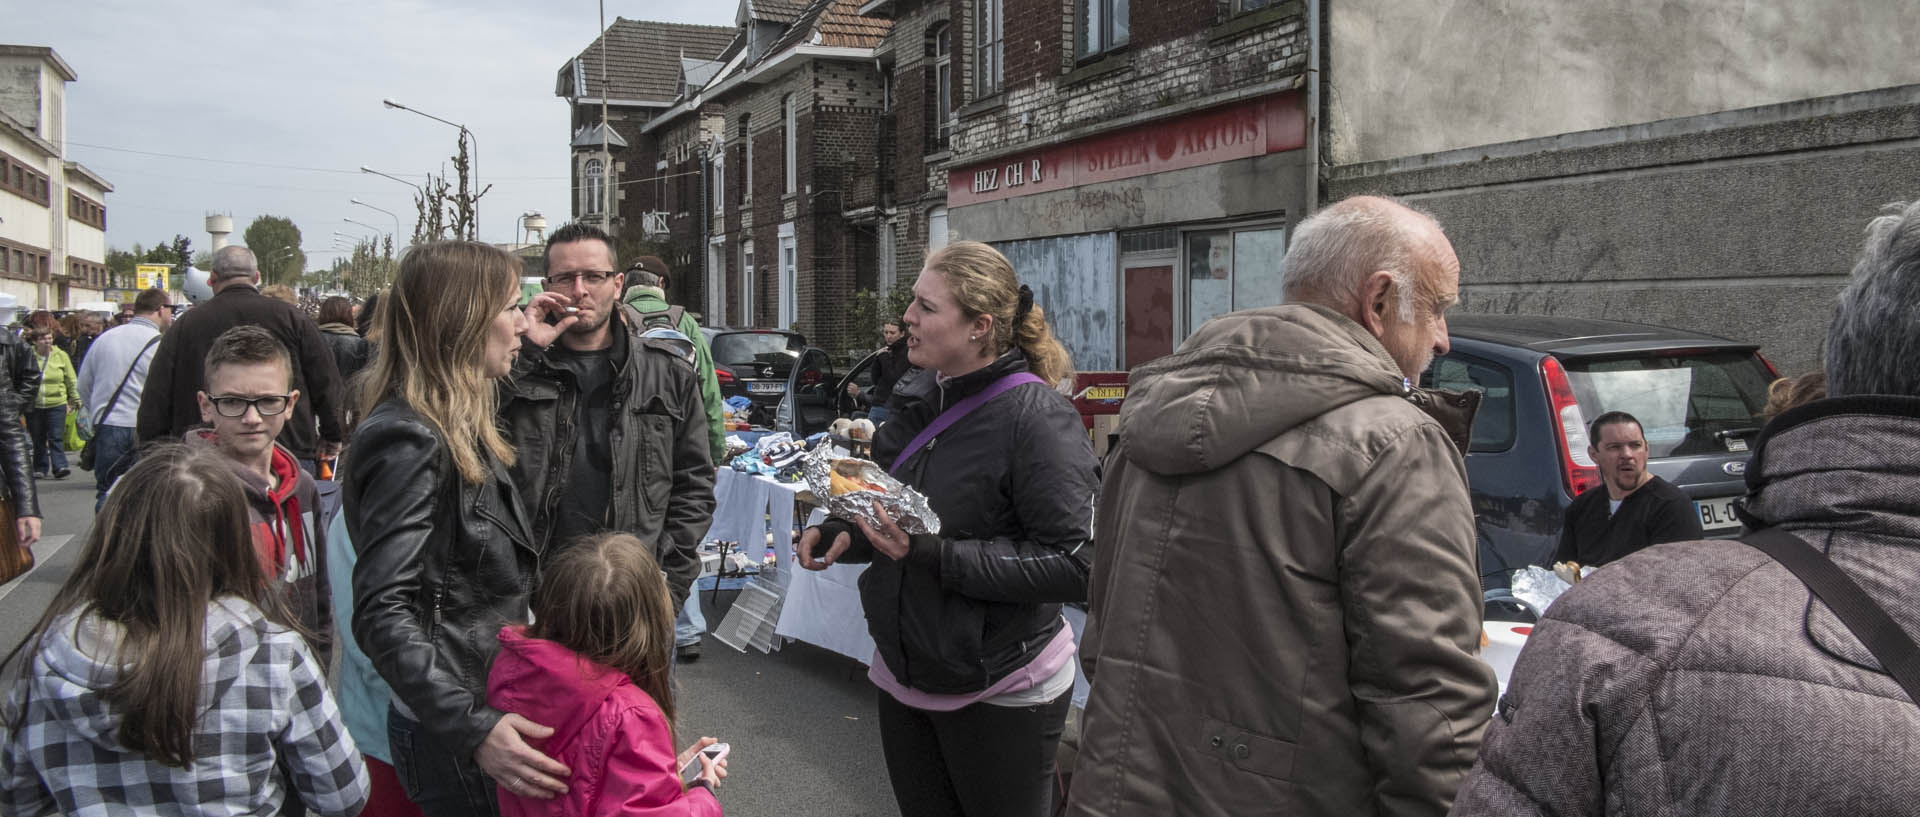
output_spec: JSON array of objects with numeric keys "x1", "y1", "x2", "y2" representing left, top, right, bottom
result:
[
  {"x1": 1327, "y1": 0, "x2": 1920, "y2": 165},
  {"x1": 950, "y1": 150, "x2": 1308, "y2": 243},
  {"x1": 1330, "y1": 87, "x2": 1920, "y2": 376}
]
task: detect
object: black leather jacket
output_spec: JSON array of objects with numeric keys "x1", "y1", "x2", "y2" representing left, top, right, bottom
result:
[
  {"x1": 344, "y1": 399, "x2": 540, "y2": 760},
  {"x1": 498, "y1": 304, "x2": 715, "y2": 610},
  {"x1": 0, "y1": 332, "x2": 40, "y2": 517},
  {"x1": 821, "y1": 351, "x2": 1098, "y2": 694}
]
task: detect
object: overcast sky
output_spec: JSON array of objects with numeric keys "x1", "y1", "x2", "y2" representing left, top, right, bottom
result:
[{"x1": 14, "y1": 0, "x2": 734, "y2": 263}]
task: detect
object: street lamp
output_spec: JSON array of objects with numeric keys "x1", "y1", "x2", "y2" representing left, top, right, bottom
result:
[
  {"x1": 383, "y1": 98, "x2": 478, "y2": 235},
  {"x1": 359, "y1": 165, "x2": 424, "y2": 193},
  {"x1": 342, "y1": 218, "x2": 384, "y2": 240},
  {"x1": 350, "y1": 198, "x2": 402, "y2": 241}
]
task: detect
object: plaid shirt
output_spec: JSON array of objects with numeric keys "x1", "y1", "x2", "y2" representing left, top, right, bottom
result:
[{"x1": 0, "y1": 598, "x2": 369, "y2": 816}]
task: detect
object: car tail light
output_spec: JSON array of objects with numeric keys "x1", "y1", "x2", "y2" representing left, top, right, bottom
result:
[
  {"x1": 1756, "y1": 352, "x2": 1781, "y2": 380},
  {"x1": 1540, "y1": 356, "x2": 1600, "y2": 498},
  {"x1": 716, "y1": 369, "x2": 734, "y2": 383}
]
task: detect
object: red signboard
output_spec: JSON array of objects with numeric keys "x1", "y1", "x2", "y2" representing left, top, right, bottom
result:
[{"x1": 948, "y1": 91, "x2": 1306, "y2": 208}]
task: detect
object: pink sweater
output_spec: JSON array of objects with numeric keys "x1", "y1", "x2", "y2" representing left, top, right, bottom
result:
[{"x1": 488, "y1": 627, "x2": 721, "y2": 817}]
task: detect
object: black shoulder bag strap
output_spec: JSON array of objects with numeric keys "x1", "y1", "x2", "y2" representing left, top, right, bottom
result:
[
  {"x1": 1741, "y1": 528, "x2": 1920, "y2": 704},
  {"x1": 95, "y1": 336, "x2": 160, "y2": 426}
]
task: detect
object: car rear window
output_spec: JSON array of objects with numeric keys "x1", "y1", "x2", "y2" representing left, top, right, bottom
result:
[
  {"x1": 1424, "y1": 354, "x2": 1515, "y2": 452},
  {"x1": 711, "y1": 333, "x2": 803, "y2": 367},
  {"x1": 1562, "y1": 351, "x2": 1773, "y2": 458}
]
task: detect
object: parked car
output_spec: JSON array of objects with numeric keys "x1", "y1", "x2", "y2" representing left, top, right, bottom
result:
[
  {"x1": 1424, "y1": 314, "x2": 1779, "y2": 616},
  {"x1": 706, "y1": 328, "x2": 808, "y2": 428}
]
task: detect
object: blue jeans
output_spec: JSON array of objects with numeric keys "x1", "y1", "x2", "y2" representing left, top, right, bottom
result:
[
  {"x1": 91, "y1": 424, "x2": 138, "y2": 510},
  {"x1": 868, "y1": 404, "x2": 892, "y2": 423},
  {"x1": 388, "y1": 706, "x2": 499, "y2": 817},
  {"x1": 676, "y1": 586, "x2": 707, "y2": 647},
  {"x1": 28, "y1": 406, "x2": 68, "y2": 474}
]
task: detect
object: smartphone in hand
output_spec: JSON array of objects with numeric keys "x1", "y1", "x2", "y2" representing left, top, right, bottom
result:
[{"x1": 680, "y1": 742, "x2": 729, "y2": 783}]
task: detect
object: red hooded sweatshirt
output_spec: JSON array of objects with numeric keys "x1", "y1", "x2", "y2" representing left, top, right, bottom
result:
[
  {"x1": 184, "y1": 429, "x2": 330, "y2": 670},
  {"x1": 488, "y1": 626, "x2": 722, "y2": 817}
]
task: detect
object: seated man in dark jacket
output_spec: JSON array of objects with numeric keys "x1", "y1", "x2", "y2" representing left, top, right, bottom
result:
[
  {"x1": 1551, "y1": 410, "x2": 1704, "y2": 568},
  {"x1": 1453, "y1": 198, "x2": 1920, "y2": 816}
]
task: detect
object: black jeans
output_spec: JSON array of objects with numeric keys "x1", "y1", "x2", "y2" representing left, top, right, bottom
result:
[
  {"x1": 388, "y1": 705, "x2": 499, "y2": 817},
  {"x1": 876, "y1": 687, "x2": 1072, "y2": 817}
]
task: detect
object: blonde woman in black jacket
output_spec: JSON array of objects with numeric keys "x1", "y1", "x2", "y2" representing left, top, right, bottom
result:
[{"x1": 798, "y1": 241, "x2": 1098, "y2": 817}]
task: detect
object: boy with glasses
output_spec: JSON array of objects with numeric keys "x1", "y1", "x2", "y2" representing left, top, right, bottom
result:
[{"x1": 184, "y1": 325, "x2": 332, "y2": 667}]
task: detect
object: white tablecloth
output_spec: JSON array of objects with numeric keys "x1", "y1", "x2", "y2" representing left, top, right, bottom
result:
[{"x1": 703, "y1": 468, "x2": 802, "y2": 578}]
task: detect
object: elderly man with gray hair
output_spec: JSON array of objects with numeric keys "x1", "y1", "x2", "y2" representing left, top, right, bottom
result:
[
  {"x1": 1451, "y1": 200, "x2": 1920, "y2": 816},
  {"x1": 136, "y1": 245, "x2": 345, "y2": 471},
  {"x1": 1068, "y1": 195, "x2": 1495, "y2": 817}
]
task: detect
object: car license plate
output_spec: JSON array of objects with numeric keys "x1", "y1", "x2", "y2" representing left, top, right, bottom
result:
[
  {"x1": 1695, "y1": 496, "x2": 1742, "y2": 531},
  {"x1": 748, "y1": 382, "x2": 784, "y2": 395}
]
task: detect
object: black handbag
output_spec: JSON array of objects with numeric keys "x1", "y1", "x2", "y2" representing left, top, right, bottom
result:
[
  {"x1": 78, "y1": 336, "x2": 158, "y2": 471},
  {"x1": 1740, "y1": 528, "x2": 1920, "y2": 703}
]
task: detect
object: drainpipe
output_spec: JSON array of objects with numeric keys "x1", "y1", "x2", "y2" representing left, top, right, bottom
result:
[{"x1": 1301, "y1": 0, "x2": 1323, "y2": 218}]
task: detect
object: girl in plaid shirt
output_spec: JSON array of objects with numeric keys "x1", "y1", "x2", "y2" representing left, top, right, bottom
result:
[{"x1": 0, "y1": 444, "x2": 369, "y2": 816}]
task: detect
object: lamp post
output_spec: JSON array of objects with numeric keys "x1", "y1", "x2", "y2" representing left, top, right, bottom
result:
[
  {"x1": 382, "y1": 98, "x2": 478, "y2": 237},
  {"x1": 349, "y1": 199, "x2": 402, "y2": 242},
  {"x1": 359, "y1": 165, "x2": 423, "y2": 193},
  {"x1": 342, "y1": 218, "x2": 385, "y2": 241}
]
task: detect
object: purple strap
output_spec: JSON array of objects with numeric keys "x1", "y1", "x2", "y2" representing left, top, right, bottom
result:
[{"x1": 889, "y1": 372, "x2": 1046, "y2": 476}]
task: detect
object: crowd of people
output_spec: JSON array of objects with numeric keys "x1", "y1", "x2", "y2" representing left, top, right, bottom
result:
[{"x1": 0, "y1": 193, "x2": 1912, "y2": 817}]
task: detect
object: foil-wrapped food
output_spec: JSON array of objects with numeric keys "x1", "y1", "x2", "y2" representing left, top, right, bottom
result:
[{"x1": 801, "y1": 445, "x2": 941, "y2": 535}]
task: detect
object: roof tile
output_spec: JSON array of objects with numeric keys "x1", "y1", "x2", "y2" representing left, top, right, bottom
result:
[{"x1": 562, "y1": 19, "x2": 737, "y2": 102}]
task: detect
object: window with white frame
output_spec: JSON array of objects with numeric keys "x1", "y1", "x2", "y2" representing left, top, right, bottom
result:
[
  {"x1": 1078, "y1": 0, "x2": 1129, "y2": 60},
  {"x1": 739, "y1": 115, "x2": 753, "y2": 204},
  {"x1": 711, "y1": 151, "x2": 725, "y2": 217},
  {"x1": 1232, "y1": 0, "x2": 1272, "y2": 12},
  {"x1": 740, "y1": 240, "x2": 755, "y2": 324},
  {"x1": 975, "y1": 0, "x2": 1003, "y2": 98},
  {"x1": 1183, "y1": 223, "x2": 1288, "y2": 337},
  {"x1": 783, "y1": 95, "x2": 798, "y2": 196},
  {"x1": 583, "y1": 158, "x2": 606, "y2": 216},
  {"x1": 927, "y1": 206, "x2": 949, "y2": 251},
  {"x1": 931, "y1": 25, "x2": 952, "y2": 151},
  {"x1": 778, "y1": 223, "x2": 797, "y2": 329}
]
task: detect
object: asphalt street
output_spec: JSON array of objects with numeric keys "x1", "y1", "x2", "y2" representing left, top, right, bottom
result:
[{"x1": 0, "y1": 470, "x2": 901, "y2": 816}]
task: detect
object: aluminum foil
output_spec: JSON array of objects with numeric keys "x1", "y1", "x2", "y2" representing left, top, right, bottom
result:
[
  {"x1": 1510, "y1": 566, "x2": 1573, "y2": 613},
  {"x1": 801, "y1": 445, "x2": 941, "y2": 535}
]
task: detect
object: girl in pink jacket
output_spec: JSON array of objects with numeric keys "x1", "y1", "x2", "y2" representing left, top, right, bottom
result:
[{"x1": 488, "y1": 533, "x2": 728, "y2": 816}]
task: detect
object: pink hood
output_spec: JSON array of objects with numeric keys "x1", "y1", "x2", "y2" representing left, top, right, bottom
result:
[
  {"x1": 488, "y1": 626, "x2": 723, "y2": 817},
  {"x1": 490, "y1": 626, "x2": 630, "y2": 750}
]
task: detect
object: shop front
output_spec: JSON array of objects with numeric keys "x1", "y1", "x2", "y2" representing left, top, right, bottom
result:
[{"x1": 948, "y1": 91, "x2": 1310, "y2": 370}]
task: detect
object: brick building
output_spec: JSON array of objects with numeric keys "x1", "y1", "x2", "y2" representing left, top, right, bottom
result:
[
  {"x1": 933, "y1": 0, "x2": 1311, "y2": 371},
  {"x1": 0, "y1": 45, "x2": 113, "y2": 310},
  {"x1": 554, "y1": 18, "x2": 733, "y2": 311}
]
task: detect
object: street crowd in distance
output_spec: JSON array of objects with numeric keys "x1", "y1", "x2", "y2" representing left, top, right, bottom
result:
[{"x1": 1, "y1": 194, "x2": 1918, "y2": 817}]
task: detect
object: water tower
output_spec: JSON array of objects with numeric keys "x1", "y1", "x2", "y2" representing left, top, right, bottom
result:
[
  {"x1": 522, "y1": 212, "x2": 547, "y2": 245},
  {"x1": 206, "y1": 213, "x2": 234, "y2": 250}
]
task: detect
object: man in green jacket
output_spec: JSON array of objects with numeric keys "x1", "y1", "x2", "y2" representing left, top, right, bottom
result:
[
  {"x1": 623, "y1": 256, "x2": 725, "y2": 662},
  {"x1": 623, "y1": 257, "x2": 725, "y2": 465}
]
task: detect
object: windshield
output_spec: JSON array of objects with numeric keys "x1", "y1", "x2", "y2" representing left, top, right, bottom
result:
[
  {"x1": 711, "y1": 332, "x2": 803, "y2": 368},
  {"x1": 1562, "y1": 351, "x2": 1773, "y2": 458}
]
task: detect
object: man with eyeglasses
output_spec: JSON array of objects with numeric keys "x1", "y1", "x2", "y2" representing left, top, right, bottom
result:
[
  {"x1": 502, "y1": 223, "x2": 716, "y2": 645},
  {"x1": 184, "y1": 325, "x2": 332, "y2": 666}
]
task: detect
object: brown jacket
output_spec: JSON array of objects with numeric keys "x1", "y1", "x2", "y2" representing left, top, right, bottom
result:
[
  {"x1": 1067, "y1": 304, "x2": 1496, "y2": 817},
  {"x1": 1452, "y1": 395, "x2": 1920, "y2": 816}
]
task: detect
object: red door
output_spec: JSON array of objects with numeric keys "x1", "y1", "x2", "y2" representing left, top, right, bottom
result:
[{"x1": 1123, "y1": 265, "x2": 1174, "y2": 369}]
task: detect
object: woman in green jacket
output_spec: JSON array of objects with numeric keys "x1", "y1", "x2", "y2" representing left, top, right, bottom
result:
[{"x1": 27, "y1": 328, "x2": 78, "y2": 479}]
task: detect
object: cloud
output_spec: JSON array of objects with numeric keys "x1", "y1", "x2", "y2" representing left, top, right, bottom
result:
[{"x1": 12, "y1": 0, "x2": 733, "y2": 260}]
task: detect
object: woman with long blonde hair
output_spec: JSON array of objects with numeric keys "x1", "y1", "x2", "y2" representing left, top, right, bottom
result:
[
  {"x1": 344, "y1": 241, "x2": 574, "y2": 817},
  {"x1": 796, "y1": 240, "x2": 1098, "y2": 816}
]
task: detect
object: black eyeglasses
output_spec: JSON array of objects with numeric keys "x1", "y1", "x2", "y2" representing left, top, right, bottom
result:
[
  {"x1": 208, "y1": 394, "x2": 292, "y2": 418},
  {"x1": 545, "y1": 271, "x2": 615, "y2": 288}
]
